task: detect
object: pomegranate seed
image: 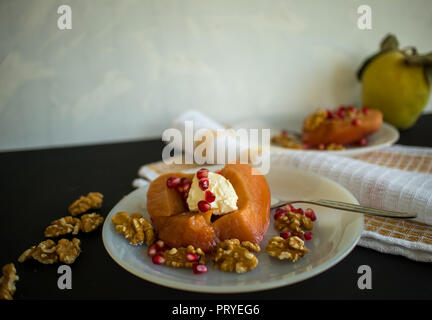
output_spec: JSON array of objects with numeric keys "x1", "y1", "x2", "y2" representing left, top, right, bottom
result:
[
  {"x1": 186, "y1": 253, "x2": 198, "y2": 262},
  {"x1": 182, "y1": 181, "x2": 191, "y2": 193},
  {"x1": 296, "y1": 234, "x2": 305, "y2": 240},
  {"x1": 303, "y1": 143, "x2": 311, "y2": 150},
  {"x1": 198, "y1": 200, "x2": 211, "y2": 212},
  {"x1": 305, "y1": 208, "x2": 317, "y2": 221},
  {"x1": 359, "y1": 138, "x2": 368, "y2": 146},
  {"x1": 196, "y1": 168, "x2": 209, "y2": 179},
  {"x1": 294, "y1": 208, "x2": 304, "y2": 215},
  {"x1": 274, "y1": 211, "x2": 287, "y2": 220},
  {"x1": 193, "y1": 264, "x2": 208, "y2": 274},
  {"x1": 166, "y1": 176, "x2": 181, "y2": 189},
  {"x1": 362, "y1": 106, "x2": 370, "y2": 114},
  {"x1": 152, "y1": 254, "x2": 166, "y2": 265},
  {"x1": 148, "y1": 245, "x2": 158, "y2": 257},
  {"x1": 280, "y1": 231, "x2": 292, "y2": 239},
  {"x1": 352, "y1": 118, "x2": 361, "y2": 126},
  {"x1": 304, "y1": 232, "x2": 313, "y2": 240},
  {"x1": 155, "y1": 240, "x2": 165, "y2": 250},
  {"x1": 215, "y1": 170, "x2": 222, "y2": 175},
  {"x1": 199, "y1": 178, "x2": 209, "y2": 191},
  {"x1": 318, "y1": 144, "x2": 326, "y2": 150},
  {"x1": 347, "y1": 106, "x2": 356, "y2": 113},
  {"x1": 326, "y1": 109, "x2": 333, "y2": 119},
  {"x1": 204, "y1": 190, "x2": 216, "y2": 203}
]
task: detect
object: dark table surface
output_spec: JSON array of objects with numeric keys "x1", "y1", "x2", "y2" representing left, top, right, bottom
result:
[{"x1": 1, "y1": 115, "x2": 432, "y2": 300}]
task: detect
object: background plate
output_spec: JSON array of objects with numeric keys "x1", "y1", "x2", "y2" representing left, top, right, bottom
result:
[{"x1": 102, "y1": 165, "x2": 363, "y2": 293}]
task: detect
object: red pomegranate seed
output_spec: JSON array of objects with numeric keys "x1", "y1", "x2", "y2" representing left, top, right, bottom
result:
[
  {"x1": 196, "y1": 168, "x2": 209, "y2": 179},
  {"x1": 274, "y1": 212, "x2": 287, "y2": 220},
  {"x1": 352, "y1": 118, "x2": 361, "y2": 126},
  {"x1": 152, "y1": 254, "x2": 166, "y2": 265},
  {"x1": 294, "y1": 208, "x2": 304, "y2": 215},
  {"x1": 304, "y1": 232, "x2": 313, "y2": 240},
  {"x1": 296, "y1": 234, "x2": 305, "y2": 240},
  {"x1": 204, "y1": 190, "x2": 216, "y2": 203},
  {"x1": 148, "y1": 245, "x2": 158, "y2": 257},
  {"x1": 326, "y1": 109, "x2": 333, "y2": 119},
  {"x1": 305, "y1": 208, "x2": 317, "y2": 221},
  {"x1": 215, "y1": 170, "x2": 222, "y2": 175},
  {"x1": 359, "y1": 138, "x2": 368, "y2": 146},
  {"x1": 347, "y1": 106, "x2": 356, "y2": 113},
  {"x1": 186, "y1": 253, "x2": 198, "y2": 262},
  {"x1": 280, "y1": 231, "x2": 292, "y2": 239},
  {"x1": 199, "y1": 178, "x2": 209, "y2": 191},
  {"x1": 155, "y1": 240, "x2": 165, "y2": 250},
  {"x1": 182, "y1": 181, "x2": 191, "y2": 193},
  {"x1": 318, "y1": 144, "x2": 326, "y2": 150},
  {"x1": 193, "y1": 264, "x2": 208, "y2": 274},
  {"x1": 166, "y1": 176, "x2": 181, "y2": 189},
  {"x1": 198, "y1": 200, "x2": 211, "y2": 212},
  {"x1": 362, "y1": 106, "x2": 370, "y2": 114},
  {"x1": 303, "y1": 143, "x2": 311, "y2": 150}
]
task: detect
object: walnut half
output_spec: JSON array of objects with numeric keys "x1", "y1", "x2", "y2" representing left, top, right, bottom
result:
[
  {"x1": 275, "y1": 211, "x2": 313, "y2": 236},
  {"x1": 212, "y1": 239, "x2": 260, "y2": 274},
  {"x1": 44, "y1": 216, "x2": 81, "y2": 238},
  {"x1": 0, "y1": 263, "x2": 19, "y2": 300},
  {"x1": 266, "y1": 236, "x2": 307, "y2": 262},
  {"x1": 112, "y1": 212, "x2": 155, "y2": 246},
  {"x1": 68, "y1": 192, "x2": 103, "y2": 216},
  {"x1": 164, "y1": 245, "x2": 206, "y2": 268},
  {"x1": 18, "y1": 238, "x2": 81, "y2": 265}
]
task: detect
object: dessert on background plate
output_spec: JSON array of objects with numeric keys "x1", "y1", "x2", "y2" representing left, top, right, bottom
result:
[{"x1": 272, "y1": 105, "x2": 383, "y2": 151}]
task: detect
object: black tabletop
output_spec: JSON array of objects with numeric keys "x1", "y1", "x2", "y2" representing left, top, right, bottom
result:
[{"x1": 1, "y1": 115, "x2": 432, "y2": 300}]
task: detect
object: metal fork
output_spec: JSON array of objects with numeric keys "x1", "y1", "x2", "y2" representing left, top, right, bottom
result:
[{"x1": 271, "y1": 199, "x2": 417, "y2": 219}]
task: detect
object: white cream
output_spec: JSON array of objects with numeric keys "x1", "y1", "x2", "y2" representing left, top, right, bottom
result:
[{"x1": 187, "y1": 172, "x2": 238, "y2": 215}]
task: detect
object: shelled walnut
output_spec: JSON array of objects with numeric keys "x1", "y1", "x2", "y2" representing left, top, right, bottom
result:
[
  {"x1": 44, "y1": 216, "x2": 81, "y2": 237},
  {"x1": 266, "y1": 236, "x2": 307, "y2": 262},
  {"x1": 18, "y1": 238, "x2": 81, "y2": 265},
  {"x1": 0, "y1": 263, "x2": 19, "y2": 300},
  {"x1": 68, "y1": 192, "x2": 103, "y2": 216},
  {"x1": 112, "y1": 211, "x2": 155, "y2": 246},
  {"x1": 56, "y1": 238, "x2": 81, "y2": 264},
  {"x1": 275, "y1": 211, "x2": 313, "y2": 236},
  {"x1": 212, "y1": 239, "x2": 260, "y2": 274},
  {"x1": 80, "y1": 213, "x2": 104, "y2": 233},
  {"x1": 18, "y1": 239, "x2": 59, "y2": 264},
  {"x1": 164, "y1": 245, "x2": 206, "y2": 268}
]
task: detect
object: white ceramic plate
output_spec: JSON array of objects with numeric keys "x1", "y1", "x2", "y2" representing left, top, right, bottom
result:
[
  {"x1": 270, "y1": 122, "x2": 399, "y2": 156},
  {"x1": 102, "y1": 165, "x2": 363, "y2": 293}
]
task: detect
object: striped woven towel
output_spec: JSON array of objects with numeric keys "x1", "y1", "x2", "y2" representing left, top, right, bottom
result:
[{"x1": 134, "y1": 145, "x2": 432, "y2": 262}]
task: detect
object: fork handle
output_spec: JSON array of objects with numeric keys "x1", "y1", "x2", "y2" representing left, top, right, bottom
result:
[{"x1": 272, "y1": 199, "x2": 417, "y2": 219}]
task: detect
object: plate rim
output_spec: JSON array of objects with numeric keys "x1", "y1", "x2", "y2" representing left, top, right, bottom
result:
[
  {"x1": 102, "y1": 166, "x2": 364, "y2": 293},
  {"x1": 270, "y1": 122, "x2": 399, "y2": 156}
]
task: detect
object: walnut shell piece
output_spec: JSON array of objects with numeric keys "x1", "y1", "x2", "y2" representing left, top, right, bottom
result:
[
  {"x1": 68, "y1": 192, "x2": 103, "y2": 216},
  {"x1": 0, "y1": 263, "x2": 19, "y2": 300},
  {"x1": 112, "y1": 212, "x2": 155, "y2": 246},
  {"x1": 212, "y1": 239, "x2": 260, "y2": 274},
  {"x1": 44, "y1": 216, "x2": 81, "y2": 238},
  {"x1": 80, "y1": 213, "x2": 104, "y2": 233},
  {"x1": 266, "y1": 236, "x2": 307, "y2": 262}
]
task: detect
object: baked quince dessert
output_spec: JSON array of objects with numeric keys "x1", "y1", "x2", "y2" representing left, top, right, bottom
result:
[
  {"x1": 301, "y1": 106, "x2": 383, "y2": 147},
  {"x1": 146, "y1": 163, "x2": 271, "y2": 252}
]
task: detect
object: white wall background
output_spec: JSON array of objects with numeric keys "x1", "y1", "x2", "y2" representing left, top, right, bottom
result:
[{"x1": 0, "y1": 0, "x2": 431, "y2": 151}]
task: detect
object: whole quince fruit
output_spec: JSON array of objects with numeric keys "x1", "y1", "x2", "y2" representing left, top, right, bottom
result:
[{"x1": 358, "y1": 34, "x2": 432, "y2": 130}]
